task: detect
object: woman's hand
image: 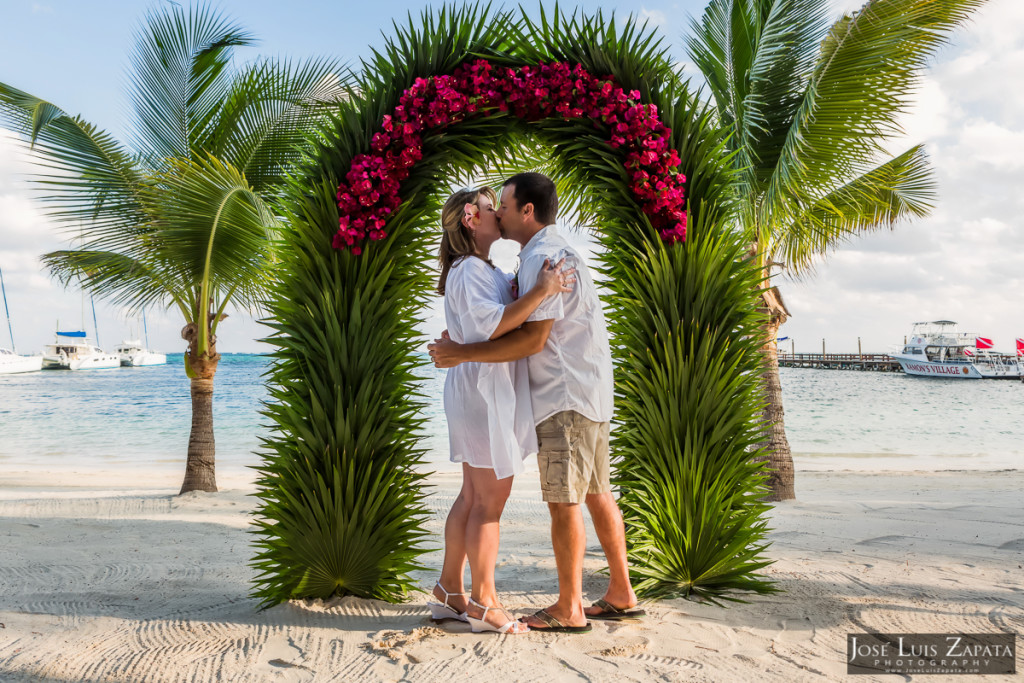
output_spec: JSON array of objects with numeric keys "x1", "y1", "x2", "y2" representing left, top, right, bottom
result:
[
  {"x1": 535, "y1": 257, "x2": 576, "y2": 297},
  {"x1": 487, "y1": 258, "x2": 575, "y2": 340}
]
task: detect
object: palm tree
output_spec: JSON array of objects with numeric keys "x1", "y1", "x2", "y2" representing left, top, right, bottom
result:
[
  {"x1": 0, "y1": 4, "x2": 347, "y2": 493},
  {"x1": 688, "y1": 0, "x2": 986, "y2": 500}
]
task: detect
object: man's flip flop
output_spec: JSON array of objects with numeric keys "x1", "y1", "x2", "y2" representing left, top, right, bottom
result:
[
  {"x1": 587, "y1": 598, "x2": 646, "y2": 621},
  {"x1": 522, "y1": 609, "x2": 593, "y2": 633}
]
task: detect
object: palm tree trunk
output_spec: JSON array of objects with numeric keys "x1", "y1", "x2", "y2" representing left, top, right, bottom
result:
[
  {"x1": 758, "y1": 316, "x2": 795, "y2": 501},
  {"x1": 180, "y1": 372, "x2": 218, "y2": 493},
  {"x1": 179, "y1": 320, "x2": 220, "y2": 494},
  {"x1": 756, "y1": 286, "x2": 795, "y2": 501}
]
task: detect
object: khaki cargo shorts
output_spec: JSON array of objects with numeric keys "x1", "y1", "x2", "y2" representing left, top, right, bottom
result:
[{"x1": 536, "y1": 410, "x2": 611, "y2": 504}]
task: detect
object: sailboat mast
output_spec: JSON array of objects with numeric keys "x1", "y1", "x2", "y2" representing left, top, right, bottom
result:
[
  {"x1": 91, "y1": 297, "x2": 100, "y2": 348},
  {"x1": 143, "y1": 309, "x2": 150, "y2": 349},
  {"x1": 1, "y1": 266, "x2": 15, "y2": 353}
]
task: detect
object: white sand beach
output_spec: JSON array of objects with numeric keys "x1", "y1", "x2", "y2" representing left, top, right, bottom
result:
[{"x1": 0, "y1": 467, "x2": 1021, "y2": 682}]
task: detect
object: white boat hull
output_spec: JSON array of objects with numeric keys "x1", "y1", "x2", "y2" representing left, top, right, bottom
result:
[
  {"x1": 120, "y1": 351, "x2": 167, "y2": 366},
  {"x1": 0, "y1": 355, "x2": 43, "y2": 374},
  {"x1": 892, "y1": 355, "x2": 1021, "y2": 379},
  {"x1": 70, "y1": 354, "x2": 121, "y2": 370},
  {"x1": 42, "y1": 353, "x2": 121, "y2": 370},
  {"x1": 893, "y1": 357, "x2": 981, "y2": 378}
]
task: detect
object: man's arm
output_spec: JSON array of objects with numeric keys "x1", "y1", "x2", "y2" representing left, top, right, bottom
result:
[{"x1": 428, "y1": 320, "x2": 553, "y2": 368}]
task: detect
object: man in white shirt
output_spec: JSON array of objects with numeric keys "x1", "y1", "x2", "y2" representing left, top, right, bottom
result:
[{"x1": 428, "y1": 173, "x2": 643, "y2": 632}]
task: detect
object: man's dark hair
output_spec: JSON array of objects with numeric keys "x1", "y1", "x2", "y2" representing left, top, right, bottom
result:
[{"x1": 503, "y1": 172, "x2": 558, "y2": 225}]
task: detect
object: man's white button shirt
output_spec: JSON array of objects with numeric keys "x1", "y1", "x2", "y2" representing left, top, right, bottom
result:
[{"x1": 516, "y1": 225, "x2": 614, "y2": 425}]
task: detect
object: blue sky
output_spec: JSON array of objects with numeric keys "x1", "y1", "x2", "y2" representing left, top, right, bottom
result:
[
  {"x1": 2, "y1": 0, "x2": 1022, "y2": 356},
  {"x1": 2, "y1": 1, "x2": 697, "y2": 141}
]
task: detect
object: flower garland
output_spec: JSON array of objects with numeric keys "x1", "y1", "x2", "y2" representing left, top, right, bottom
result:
[{"x1": 334, "y1": 59, "x2": 687, "y2": 254}]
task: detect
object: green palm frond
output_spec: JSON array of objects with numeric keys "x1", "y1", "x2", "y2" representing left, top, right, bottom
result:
[
  {"x1": 688, "y1": 0, "x2": 828, "y2": 202},
  {"x1": 39, "y1": 249, "x2": 187, "y2": 317},
  {"x1": 775, "y1": 144, "x2": 935, "y2": 273},
  {"x1": 128, "y1": 3, "x2": 256, "y2": 161},
  {"x1": 604, "y1": 212, "x2": 774, "y2": 601},
  {"x1": 769, "y1": 0, "x2": 986, "y2": 210},
  {"x1": 689, "y1": 0, "x2": 982, "y2": 265},
  {"x1": 141, "y1": 154, "x2": 277, "y2": 316},
  {"x1": 359, "y1": 2, "x2": 515, "y2": 96},
  {"x1": 507, "y1": 4, "x2": 676, "y2": 94},
  {"x1": 0, "y1": 83, "x2": 146, "y2": 242},
  {"x1": 249, "y1": 457, "x2": 430, "y2": 607},
  {"x1": 206, "y1": 56, "x2": 351, "y2": 192}
]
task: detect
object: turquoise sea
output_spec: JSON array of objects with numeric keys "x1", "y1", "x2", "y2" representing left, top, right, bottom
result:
[{"x1": 0, "y1": 355, "x2": 1020, "y2": 481}]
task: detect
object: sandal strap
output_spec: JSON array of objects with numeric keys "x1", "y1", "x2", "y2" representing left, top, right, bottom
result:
[
  {"x1": 469, "y1": 598, "x2": 521, "y2": 626},
  {"x1": 435, "y1": 581, "x2": 467, "y2": 610},
  {"x1": 532, "y1": 609, "x2": 564, "y2": 628},
  {"x1": 593, "y1": 598, "x2": 625, "y2": 614},
  {"x1": 468, "y1": 596, "x2": 492, "y2": 621}
]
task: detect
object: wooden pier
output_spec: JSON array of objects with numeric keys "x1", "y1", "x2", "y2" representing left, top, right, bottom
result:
[{"x1": 777, "y1": 352, "x2": 902, "y2": 372}]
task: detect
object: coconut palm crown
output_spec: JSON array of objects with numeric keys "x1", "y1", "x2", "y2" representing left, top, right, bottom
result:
[
  {"x1": 687, "y1": 0, "x2": 987, "y2": 500},
  {"x1": 0, "y1": 4, "x2": 349, "y2": 493}
]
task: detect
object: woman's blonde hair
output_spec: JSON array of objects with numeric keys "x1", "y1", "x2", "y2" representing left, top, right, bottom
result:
[{"x1": 437, "y1": 185, "x2": 498, "y2": 295}]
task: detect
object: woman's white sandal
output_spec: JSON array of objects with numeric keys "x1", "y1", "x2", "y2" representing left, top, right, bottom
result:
[
  {"x1": 427, "y1": 581, "x2": 469, "y2": 623},
  {"x1": 465, "y1": 597, "x2": 529, "y2": 634}
]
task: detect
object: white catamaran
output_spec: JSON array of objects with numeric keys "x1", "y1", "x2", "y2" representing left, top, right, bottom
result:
[
  {"x1": 41, "y1": 331, "x2": 121, "y2": 370},
  {"x1": 889, "y1": 321, "x2": 1022, "y2": 379}
]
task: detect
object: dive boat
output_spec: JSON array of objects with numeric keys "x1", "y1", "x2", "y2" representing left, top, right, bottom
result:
[
  {"x1": 41, "y1": 331, "x2": 120, "y2": 370},
  {"x1": 889, "y1": 321, "x2": 1022, "y2": 379},
  {"x1": 0, "y1": 347, "x2": 43, "y2": 374},
  {"x1": 116, "y1": 339, "x2": 167, "y2": 366}
]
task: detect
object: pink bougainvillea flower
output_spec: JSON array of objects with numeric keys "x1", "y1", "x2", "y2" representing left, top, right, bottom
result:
[{"x1": 333, "y1": 59, "x2": 687, "y2": 253}]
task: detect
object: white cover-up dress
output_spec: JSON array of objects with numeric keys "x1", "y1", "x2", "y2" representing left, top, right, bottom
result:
[{"x1": 442, "y1": 256, "x2": 537, "y2": 479}]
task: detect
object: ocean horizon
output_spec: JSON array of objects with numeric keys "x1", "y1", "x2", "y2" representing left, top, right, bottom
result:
[{"x1": 1, "y1": 353, "x2": 1020, "y2": 483}]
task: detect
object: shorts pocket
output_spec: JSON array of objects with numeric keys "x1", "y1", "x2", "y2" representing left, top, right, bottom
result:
[
  {"x1": 539, "y1": 450, "x2": 570, "y2": 492},
  {"x1": 537, "y1": 426, "x2": 571, "y2": 451}
]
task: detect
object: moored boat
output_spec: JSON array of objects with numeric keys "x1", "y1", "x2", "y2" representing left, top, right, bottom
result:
[
  {"x1": 116, "y1": 340, "x2": 167, "y2": 367},
  {"x1": 0, "y1": 348, "x2": 43, "y2": 374},
  {"x1": 41, "y1": 331, "x2": 121, "y2": 370},
  {"x1": 888, "y1": 321, "x2": 1021, "y2": 379},
  {"x1": 0, "y1": 266, "x2": 41, "y2": 374}
]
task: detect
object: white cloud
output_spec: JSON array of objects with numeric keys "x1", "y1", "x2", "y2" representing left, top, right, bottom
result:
[
  {"x1": 638, "y1": 7, "x2": 668, "y2": 27},
  {"x1": 776, "y1": 0, "x2": 1024, "y2": 355},
  {"x1": 953, "y1": 120, "x2": 1024, "y2": 171},
  {"x1": 894, "y1": 78, "x2": 955, "y2": 146}
]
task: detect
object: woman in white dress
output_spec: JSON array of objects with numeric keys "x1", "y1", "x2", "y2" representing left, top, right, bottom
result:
[{"x1": 427, "y1": 186, "x2": 573, "y2": 634}]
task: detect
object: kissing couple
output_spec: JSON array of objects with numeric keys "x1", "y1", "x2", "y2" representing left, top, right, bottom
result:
[{"x1": 427, "y1": 172, "x2": 645, "y2": 634}]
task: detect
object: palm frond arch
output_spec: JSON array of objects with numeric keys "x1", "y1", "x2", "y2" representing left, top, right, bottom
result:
[{"x1": 251, "y1": 5, "x2": 776, "y2": 608}]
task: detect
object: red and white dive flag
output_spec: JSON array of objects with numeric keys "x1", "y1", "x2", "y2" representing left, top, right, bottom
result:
[
  {"x1": 975, "y1": 336, "x2": 995, "y2": 350},
  {"x1": 964, "y1": 347, "x2": 975, "y2": 357},
  {"x1": 1016, "y1": 338, "x2": 1024, "y2": 357}
]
